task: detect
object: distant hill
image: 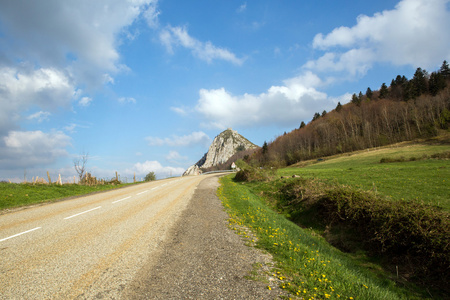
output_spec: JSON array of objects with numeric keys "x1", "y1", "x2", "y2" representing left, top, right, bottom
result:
[
  {"x1": 249, "y1": 61, "x2": 450, "y2": 167},
  {"x1": 183, "y1": 128, "x2": 258, "y2": 176}
]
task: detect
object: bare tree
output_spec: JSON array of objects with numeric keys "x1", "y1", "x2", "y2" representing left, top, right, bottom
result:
[{"x1": 73, "y1": 152, "x2": 88, "y2": 183}]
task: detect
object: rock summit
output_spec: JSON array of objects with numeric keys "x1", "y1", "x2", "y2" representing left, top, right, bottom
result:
[{"x1": 183, "y1": 128, "x2": 258, "y2": 176}]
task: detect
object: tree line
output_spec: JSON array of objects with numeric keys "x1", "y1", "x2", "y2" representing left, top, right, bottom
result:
[{"x1": 250, "y1": 61, "x2": 450, "y2": 166}]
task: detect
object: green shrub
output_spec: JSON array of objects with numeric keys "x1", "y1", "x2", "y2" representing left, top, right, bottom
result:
[
  {"x1": 380, "y1": 151, "x2": 450, "y2": 163},
  {"x1": 144, "y1": 171, "x2": 156, "y2": 181},
  {"x1": 234, "y1": 160, "x2": 277, "y2": 182},
  {"x1": 380, "y1": 156, "x2": 406, "y2": 163},
  {"x1": 430, "y1": 151, "x2": 450, "y2": 159},
  {"x1": 277, "y1": 178, "x2": 450, "y2": 293}
]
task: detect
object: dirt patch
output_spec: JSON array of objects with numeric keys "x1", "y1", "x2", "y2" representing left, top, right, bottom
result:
[{"x1": 123, "y1": 175, "x2": 283, "y2": 299}]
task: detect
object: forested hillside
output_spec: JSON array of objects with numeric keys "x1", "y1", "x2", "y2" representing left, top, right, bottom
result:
[{"x1": 252, "y1": 61, "x2": 450, "y2": 166}]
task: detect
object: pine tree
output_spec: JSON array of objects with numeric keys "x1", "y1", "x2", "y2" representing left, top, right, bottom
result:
[
  {"x1": 429, "y1": 71, "x2": 447, "y2": 96},
  {"x1": 312, "y1": 112, "x2": 321, "y2": 121},
  {"x1": 366, "y1": 87, "x2": 373, "y2": 99},
  {"x1": 379, "y1": 83, "x2": 389, "y2": 99},
  {"x1": 411, "y1": 67, "x2": 428, "y2": 98},
  {"x1": 439, "y1": 60, "x2": 450, "y2": 78},
  {"x1": 299, "y1": 121, "x2": 306, "y2": 129},
  {"x1": 351, "y1": 93, "x2": 361, "y2": 106},
  {"x1": 402, "y1": 81, "x2": 413, "y2": 101},
  {"x1": 358, "y1": 91, "x2": 363, "y2": 101},
  {"x1": 262, "y1": 141, "x2": 268, "y2": 154},
  {"x1": 335, "y1": 102, "x2": 342, "y2": 112}
]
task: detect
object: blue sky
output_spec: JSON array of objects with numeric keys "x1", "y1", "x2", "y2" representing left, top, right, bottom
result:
[{"x1": 1, "y1": 0, "x2": 449, "y2": 182}]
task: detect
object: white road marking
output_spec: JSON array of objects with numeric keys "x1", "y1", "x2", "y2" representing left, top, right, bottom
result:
[
  {"x1": 112, "y1": 196, "x2": 132, "y2": 204},
  {"x1": 0, "y1": 227, "x2": 42, "y2": 242},
  {"x1": 136, "y1": 190, "x2": 148, "y2": 195},
  {"x1": 64, "y1": 206, "x2": 102, "y2": 220},
  {"x1": 151, "y1": 187, "x2": 159, "y2": 190}
]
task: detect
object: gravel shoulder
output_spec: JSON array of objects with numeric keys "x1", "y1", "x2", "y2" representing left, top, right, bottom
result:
[{"x1": 123, "y1": 175, "x2": 282, "y2": 299}]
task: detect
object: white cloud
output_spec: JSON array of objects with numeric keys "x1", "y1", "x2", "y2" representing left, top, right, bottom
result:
[
  {"x1": 0, "y1": 130, "x2": 71, "y2": 169},
  {"x1": 0, "y1": 0, "x2": 161, "y2": 175},
  {"x1": 118, "y1": 97, "x2": 137, "y2": 104},
  {"x1": 27, "y1": 111, "x2": 51, "y2": 123},
  {"x1": 0, "y1": 67, "x2": 75, "y2": 109},
  {"x1": 0, "y1": 66, "x2": 76, "y2": 134},
  {"x1": 0, "y1": 0, "x2": 158, "y2": 88},
  {"x1": 237, "y1": 3, "x2": 247, "y2": 13},
  {"x1": 146, "y1": 131, "x2": 211, "y2": 147},
  {"x1": 64, "y1": 123, "x2": 78, "y2": 133},
  {"x1": 309, "y1": 0, "x2": 450, "y2": 75},
  {"x1": 126, "y1": 160, "x2": 185, "y2": 178},
  {"x1": 159, "y1": 25, "x2": 245, "y2": 65},
  {"x1": 170, "y1": 106, "x2": 188, "y2": 116},
  {"x1": 78, "y1": 97, "x2": 92, "y2": 107},
  {"x1": 143, "y1": 1, "x2": 160, "y2": 28},
  {"x1": 195, "y1": 71, "x2": 333, "y2": 129},
  {"x1": 304, "y1": 49, "x2": 376, "y2": 78},
  {"x1": 165, "y1": 150, "x2": 188, "y2": 163}
]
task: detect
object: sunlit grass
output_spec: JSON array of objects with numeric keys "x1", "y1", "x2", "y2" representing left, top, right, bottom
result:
[
  {"x1": 280, "y1": 143, "x2": 450, "y2": 211},
  {"x1": 219, "y1": 175, "x2": 426, "y2": 299}
]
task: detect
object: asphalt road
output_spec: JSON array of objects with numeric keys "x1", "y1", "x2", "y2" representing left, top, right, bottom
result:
[{"x1": 0, "y1": 175, "x2": 206, "y2": 299}]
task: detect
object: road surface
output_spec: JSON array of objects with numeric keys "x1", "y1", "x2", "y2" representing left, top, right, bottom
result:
[
  {"x1": 1, "y1": 174, "x2": 283, "y2": 299},
  {"x1": 0, "y1": 175, "x2": 206, "y2": 299}
]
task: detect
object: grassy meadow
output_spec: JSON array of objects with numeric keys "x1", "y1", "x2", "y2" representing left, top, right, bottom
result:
[
  {"x1": 280, "y1": 143, "x2": 450, "y2": 211},
  {"x1": 220, "y1": 176, "x2": 422, "y2": 300},
  {"x1": 218, "y1": 141, "x2": 449, "y2": 299}
]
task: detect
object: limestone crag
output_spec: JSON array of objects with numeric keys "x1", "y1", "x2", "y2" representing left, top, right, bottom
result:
[
  {"x1": 182, "y1": 128, "x2": 258, "y2": 176},
  {"x1": 183, "y1": 164, "x2": 202, "y2": 176}
]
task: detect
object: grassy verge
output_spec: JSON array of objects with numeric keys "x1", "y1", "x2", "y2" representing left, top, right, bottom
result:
[
  {"x1": 0, "y1": 182, "x2": 140, "y2": 210},
  {"x1": 219, "y1": 175, "x2": 429, "y2": 300},
  {"x1": 219, "y1": 140, "x2": 449, "y2": 299}
]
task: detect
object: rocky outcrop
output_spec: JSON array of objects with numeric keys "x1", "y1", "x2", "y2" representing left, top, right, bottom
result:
[
  {"x1": 183, "y1": 164, "x2": 202, "y2": 176},
  {"x1": 182, "y1": 128, "x2": 258, "y2": 176}
]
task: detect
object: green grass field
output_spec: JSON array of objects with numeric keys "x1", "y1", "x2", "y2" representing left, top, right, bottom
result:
[
  {"x1": 279, "y1": 143, "x2": 450, "y2": 211},
  {"x1": 218, "y1": 141, "x2": 449, "y2": 299},
  {"x1": 219, "y1": 176, "x2": 425, "y2": 300},
  {"x1": 0, "y1": 182, "x2": 138, "y2": 210}
]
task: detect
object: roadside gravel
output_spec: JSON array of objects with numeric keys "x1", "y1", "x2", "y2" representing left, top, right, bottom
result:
[{"x1": 123, "y1": 175, "x2": 283, "y2": 299}]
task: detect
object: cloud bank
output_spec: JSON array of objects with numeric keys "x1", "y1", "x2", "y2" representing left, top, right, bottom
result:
[
  {"x1": 126, "y1": 160, "x2": 185, "y2": 179},
  {"x1": 195, "y1": 72, "x2": 331, "y2": 129},
  {"x1": 309, "y1": 0, "x2": 450, "y2": 75},
  {"x1": 0, "y1": 131, "x2": 71, "y2": 169},
  {"x1": 193, "y1": 0, "x2": 450, "y2": 130},
  {"x1": 146, "y1": 131, "x2": 211, "y2": 147},
  {"x1": 0, "y1": 0, "x2": 158, "y2": 171},
  {"x1": 159, "y1": 25, "x2": 245, "y2": 65}
]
